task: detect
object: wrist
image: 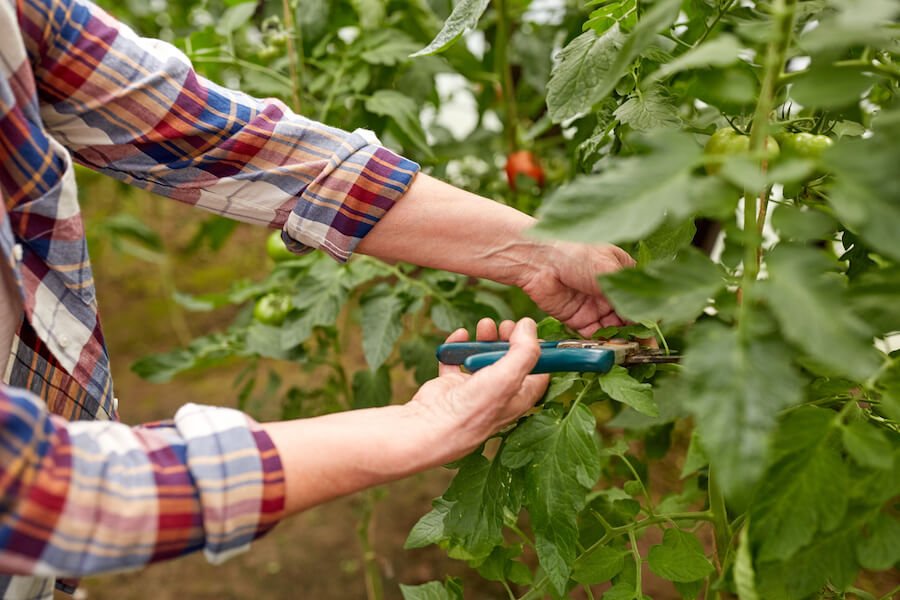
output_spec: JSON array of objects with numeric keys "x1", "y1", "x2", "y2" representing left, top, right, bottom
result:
[{"x1": 401, "y1": 394, "x2": 489, "y2": 466}]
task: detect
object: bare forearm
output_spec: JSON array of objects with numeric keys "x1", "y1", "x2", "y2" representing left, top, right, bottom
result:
[
  {"x1": 262, "y1": 405, "x2": 455, "y2": 514},
  {"x1": 356, "y1": 173, "x2": 539, "y2": 286}
]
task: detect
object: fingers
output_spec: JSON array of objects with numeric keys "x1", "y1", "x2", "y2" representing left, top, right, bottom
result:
[
  {"x1": 438, "y1": 327, "x2": 470, "y2": 376},
  {"x1": 498, "y1": 319, "x2": 516, "y2": 340},
  {"x1": 475, "y1": 318, "x2": 499, "y2": 342},
  {"x1": 469, "y1": 318, "x2": 542, "y2": 397}
]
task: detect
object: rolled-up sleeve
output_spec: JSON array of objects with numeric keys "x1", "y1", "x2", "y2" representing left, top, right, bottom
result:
[
  {"x1": 18, "y1": 0, "x2": 420, "y2": 262},
  {"x1": 0, "y1": 386, "x2": 285, "y2": 577}
]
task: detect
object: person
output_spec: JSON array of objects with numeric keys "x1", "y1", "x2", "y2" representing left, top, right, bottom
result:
[{"x1": 0, "y1": 0, "x2": 636, "y2": 597}]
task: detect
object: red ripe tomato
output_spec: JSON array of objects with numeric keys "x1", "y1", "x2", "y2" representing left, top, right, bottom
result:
[{"x1": 505, "y1": 150, "x2": 545, "y2": 190}]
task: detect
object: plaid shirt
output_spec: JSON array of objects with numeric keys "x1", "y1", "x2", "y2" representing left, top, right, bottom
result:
[{"x1": 0, "y1": 0, "x2": 419, "y2": 596}]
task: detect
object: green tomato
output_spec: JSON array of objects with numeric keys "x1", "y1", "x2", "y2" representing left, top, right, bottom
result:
[
  {"x1": 266, "y1": 230, "x2": 295, "y2": 262},
  {"x1": 253, "y1": 293, "x2": 292, "y2": 326},
  {"x1": 780, "y1": 132, "x2": 834, "y2": 160},
  {"x1": 704, "y1": 128, "x2": 780, "y2": 174}
]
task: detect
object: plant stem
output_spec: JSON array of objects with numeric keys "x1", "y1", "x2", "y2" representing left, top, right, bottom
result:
[
  {"x1": 493, "y1": 0, "x2": 519, "y2": 156},
  {"x1": 739, "y1": 0, "x2": 796, "y2": 322},
  {"x1": 778, "y1": 58, "x2": 900, "y2": 84},
  {"x1": 281, "y1": 0, "x2": 303, "y2": 112},
  {"x1": 191, "y1": 56, "x2": 294, "y2": 87},
  {"x1": 696, "y1": 0, "x2": 738, "y2": 46},
  {"x1": 707, "y1": 468, "x2": 731, "y2": 571},
  {"x1": 566, "y1": 378, "x2": 595, "y2": 418},
  {"x1": 357, "y1": 490, "x2": 385, "y2": 600},
  {"x1": 318, "y1": 51, "x2": 349, "y2": 123},
  {"x1": 628, "y1": 529, "x2": 642, "y2": 598},
  {"x1": 502, "y1": 581, "x2": 517, "y2": 600},
  {"x1": 879, "y1": 585, "x2": 900, "y2": 600},
  {"x1": 618, "y1": 453, "x2": 654, "y2": 515}
]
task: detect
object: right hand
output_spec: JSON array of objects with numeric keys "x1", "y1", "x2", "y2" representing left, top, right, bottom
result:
[{"x1": 405, "y1": 317, "x2": 549, "y2": 463}]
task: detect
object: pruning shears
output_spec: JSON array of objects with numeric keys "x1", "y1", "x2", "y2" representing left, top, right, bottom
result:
[{"x1": 436, "y1": 340, "x2": 680, "y2": 374}]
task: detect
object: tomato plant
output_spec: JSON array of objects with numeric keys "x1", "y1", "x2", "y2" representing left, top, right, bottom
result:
[{"x1": 100, "y1": 0, "x2": 899, "y2": 598}]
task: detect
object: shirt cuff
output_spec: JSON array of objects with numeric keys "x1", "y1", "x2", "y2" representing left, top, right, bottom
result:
[
  {"x1": 282, "y1": 130, "x2": 420, "y2": 263},
  {"x1": 173, "y1": 404, "x2": 285, "y2": 564}
]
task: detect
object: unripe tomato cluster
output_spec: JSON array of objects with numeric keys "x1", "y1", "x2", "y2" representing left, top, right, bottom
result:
[
  {"x1": 777, "y1": 132, "x2": 834, "y2": 160},
  {"x1": 703, "y1": 128, "x2": 780, "y2": 174},
  {"x1": 703, "y1": 127, "x2": 834, "y2": 179}
]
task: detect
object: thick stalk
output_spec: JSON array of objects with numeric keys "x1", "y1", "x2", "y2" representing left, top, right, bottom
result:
[
  {"x1": 739, "y1": 0, "x2": 796, "y2": 320},
  {"x1": 493, "y1": 0, "x2": 519, "y2": 155}
]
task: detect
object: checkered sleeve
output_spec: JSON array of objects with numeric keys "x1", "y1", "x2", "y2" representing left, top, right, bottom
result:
[
  {"x1": 18, "y1": 0, "x2": 419, "y2": 262},
  {"x1": 0, "y1": 385, "x2": 285, "y2": 576}
]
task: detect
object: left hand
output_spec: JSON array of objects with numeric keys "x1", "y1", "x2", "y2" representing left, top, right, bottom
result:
[
  {"x1": 516, "y1": 240, "x2": 636, "y2": 337},
  {"x1": 405, "y1": 317, "x2": 549, "y2": 462}
]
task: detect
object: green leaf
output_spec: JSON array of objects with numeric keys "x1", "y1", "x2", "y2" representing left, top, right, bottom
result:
[
  {"x1": 430, "y1": 302, "x2": 465, "y2": 332},
  {"x1": 602, "y1": 582, "x2": 637, "y2": 600},
  {"x1": 400, "y1": 579, "x2": 463, "y2": 600},
  {"x1": 132, "y1": 333, "x2": 236, "y2": 383},
  {"x1": 365, "y1": 90, "x2": 433, "y2": 159},
  {"x1": 790, "y1": 66, "x2": 877, "y2": 109},
  {"x1": 400, "y1": 337, "x2": 440, "y2": 385},
  {"x1": 572, "y1": 545, "x2": 627, "y2": 584},
  {"x1": 643, "y1": 34, "x2": 743, "y2": 86},
  {"x1": 405, "y1": 498, "x2": 451, "y2": 549},
  {"x1": 636, "y1": 219, "x2": 697, "y2": 265},
  {"x1": 824, "y1": 108, "x2": 900, "y2": 261},
  {"x1": 534, "y1": 133, "x2": 735, "y2": 244},
  {"x1": 244, "y1": 322, "x2": 298, "y2": 360},
  {"x1": 674, "y1": 580, "x2": 704, "y2": 599},
  {"x1": 476, "y1": 545, "x2": 532, "y2": 585},
  {"x1": 598, "y1": 366, "x2": 658, "y2": 416},
  {"x1": 647, "y1": 529, "x2": 714, "y2": 583},
  {"x1": 680, "y1": 430, "x2": 709, "y2": 478},
  {"x1": 756, "y1": 525, "x2": 859, "y2": 600},
  {"x1": 546, "y1": 372, "x2": 579, "y2": 402},
  {"x1": 848, "y1": 267, "x2": 900, "y2": 335},
  {"x1": 613, "y1": 86, "x2": 682, "y2": 131},
  {"x1": 546, "y1": 28, "x2": 626, "y2": 123},
  {"x1": 841, "y1": 420, "x2": 894, "y2": 470},
  {"x1": 734, "y1": 525, "x2": 759, "y2": 600},
  {"x1": 679, "y1": 322, "x2": 804, "y2": 500},
  {"x1": 591, "y1": 0, "x2": 682, "y2": 104},
  {"x1": 770, "y1": 204, "x2": 838, "y2": 241},
  {"x1": 361, "y1": 293, "x2": 405, "y2": 370},
  {"x1": 798, "y1": 0, "x2": 899, "y2": 53},
  {"x1": 440, "y1": 452, "x2": 522, "y2": 561},
  {"x1": 763, "y1": 245, "x2": 882, "y2": 381},
  {"x1": 750, "y1": 407, "x2": 848, "y2": 562},
  {"x1": 600, "y1": 247, "x2": 725, "y2": 327},
  {"x1": 501, "y1": 404, "x2": 602, "y2": 594},
  {"x1": 857, "y1": 512, "x2": 900, "y2": 570},
  {"x1": 410, "y1": 0, "x2": 490, "y2": 57},
  {"x1": 361, "y1": 32, "x2": 421, "y2": 65},
  {"x1": 99, "y1": 213, "x2": 163, "y2": 251},
  {"x1": 351, "y1": 366, "x2": 392, "y2": 408},
  {"x1": 351, "y1": 0, "x2": 386, "y2": 29},
  {"x1": 585, "y1": 0, "x2": 636, "y2": 33},
  {"x1": 216, "y1": 2, "x2": 257, "y2": 35}
]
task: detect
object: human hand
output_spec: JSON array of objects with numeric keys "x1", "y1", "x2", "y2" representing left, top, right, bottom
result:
[
  {"x1": 405, "y1": 317, "x2": 549, "y2": 464},
  {"x1": 515, "y1": 240, "x2": 635, "y2": 337}
]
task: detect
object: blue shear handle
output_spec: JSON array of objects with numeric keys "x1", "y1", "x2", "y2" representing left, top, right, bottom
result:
[
  {"x1": 463, "y1": 348, "x2": 616, "y2": 374},
  {"x1": 436, "y1": 341, "x2": 559, "y2": 365}
]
